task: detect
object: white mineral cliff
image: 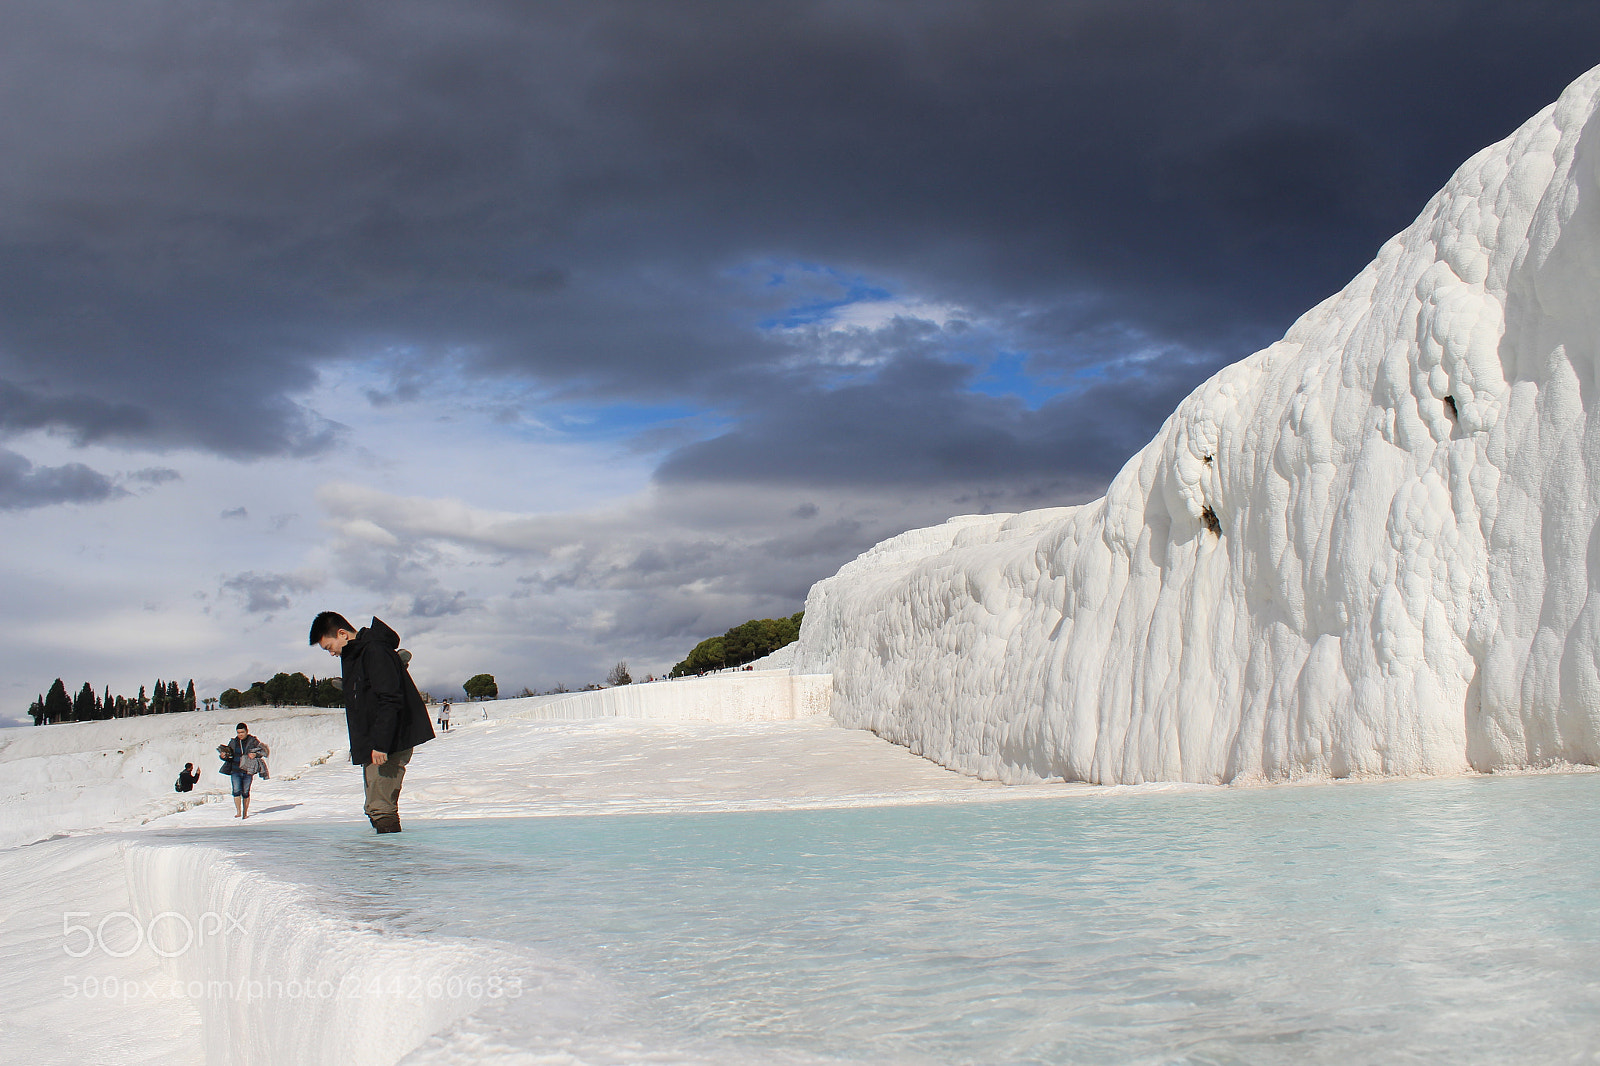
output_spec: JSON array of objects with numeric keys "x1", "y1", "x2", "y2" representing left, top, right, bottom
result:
[{"x1": 795, "y1": 65, "x2": 1600, "y2": 785}]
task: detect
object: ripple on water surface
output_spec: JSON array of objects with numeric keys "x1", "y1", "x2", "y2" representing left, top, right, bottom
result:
[{"x1": 159, "y1": 772, "x2": 1600, "y2": 1064}]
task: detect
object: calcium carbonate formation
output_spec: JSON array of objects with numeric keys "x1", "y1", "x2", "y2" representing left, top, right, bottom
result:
[{"x1": 795, "y1": 65, "x2": 1600, "y2": 784}]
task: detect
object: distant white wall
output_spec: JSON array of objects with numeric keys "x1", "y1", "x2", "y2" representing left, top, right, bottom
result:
[{"x1": 490, "y1": 671, "x2": 833, "y2": 723}]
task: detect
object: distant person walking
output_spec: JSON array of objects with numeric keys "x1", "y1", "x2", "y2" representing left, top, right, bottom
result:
[
  {"x1": 174, "y1": 763, "x2": 200, "y2": 792},
  {"x1": 440, "y1": 699, "x2": 452, "y2": 733},
  {"x1": 310, "y1": 612, "x2": 435, "y2": 834},
  {"x1": 225, "y1": 723, "x2": 269, "y2": 819}
]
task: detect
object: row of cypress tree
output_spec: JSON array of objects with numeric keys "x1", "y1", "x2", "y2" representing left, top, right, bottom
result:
[{"x1": 28, "y1": 678, "x2": 197, "y2": 725}]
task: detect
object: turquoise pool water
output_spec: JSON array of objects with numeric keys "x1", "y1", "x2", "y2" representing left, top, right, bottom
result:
[{"x1": 167, "y1": 773, "x2": 1600, "y2": 1064}]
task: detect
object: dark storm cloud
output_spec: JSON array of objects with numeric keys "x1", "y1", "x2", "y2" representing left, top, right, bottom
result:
[
  {"x1": 410, "y1": 587, "x2": 475, "y2": 618},
  {"x1": 0, "y1": 381, "x2": 152, "y2": 442},
  {"x1": 657, "y1": 347, "x2": 1219, "y2": 487},
  {"x1": 220, "y1": 570, "x2": 323, "y2": 614},
  {"x1": 0, "y1": 447, "x2": 123, "y2": 510},
  {"x1": 1, "y1": 0, "x2": 1595, "y2": 480},
  {"x1": 124, "y1": 467, "x2": 181, "y2": 488}
]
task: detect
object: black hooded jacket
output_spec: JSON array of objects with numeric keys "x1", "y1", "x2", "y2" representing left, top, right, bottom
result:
[{"x1": 340, "y1": 617, "x2": 435, "y2": 765}]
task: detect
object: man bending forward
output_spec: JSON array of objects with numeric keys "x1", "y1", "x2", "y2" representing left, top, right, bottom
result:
[{"x1": 310, "y1": 612, "x2": 435, "y2": 833}]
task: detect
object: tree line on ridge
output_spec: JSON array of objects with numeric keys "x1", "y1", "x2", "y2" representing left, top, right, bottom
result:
[
  {"x1": 25, "y1": 615, "x2": 805, "y2": 725},
  {"x1": 29, "y1": 678, "x2": 198, "y2": 724},
  {"x1": 669, "y1": 613, "x2": 804, "y2": 677}
]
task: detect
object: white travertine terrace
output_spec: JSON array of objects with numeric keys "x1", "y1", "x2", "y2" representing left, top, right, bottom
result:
[{"x1": 796, "y1": 66, "x2": 1600, "y2": 785}]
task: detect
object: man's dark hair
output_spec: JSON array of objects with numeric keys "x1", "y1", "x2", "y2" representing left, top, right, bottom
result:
[
  {"x1": 236, "y1": 722, "x2": 248, "y2": 731},
  {"x1": 309, "y1": 611, "x2": 356, "y2": 645}
]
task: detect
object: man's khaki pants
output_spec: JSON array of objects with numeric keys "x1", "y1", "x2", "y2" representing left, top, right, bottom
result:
[{"x1": 363, "y1": 747, "x2": 413, "y2": 831}]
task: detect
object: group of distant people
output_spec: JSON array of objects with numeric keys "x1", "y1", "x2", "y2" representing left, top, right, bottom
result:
[
  {"x1": 173, "y1": 721, "x2": 271, "y2": 819},
  {"x1": 164, "y1": 611, "x2": 442, "y2": 835}
]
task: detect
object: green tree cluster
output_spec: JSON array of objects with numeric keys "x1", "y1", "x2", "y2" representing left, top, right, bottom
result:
[
  {"x1": 29, "y1": 676, "x2": 197, "y2": 725},
  {"x1": 219, "y1": 672, "x2": 343, "y2": 710},
  {"x1": 669, "y1": 612, "x2": 804, "y2": 677},
  {"x1": 463, "y1": 673, "x2": 498, "y2": 700}
]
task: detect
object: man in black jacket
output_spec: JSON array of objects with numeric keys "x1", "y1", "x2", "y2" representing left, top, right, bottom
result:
[{"x1": 309, "y1": 611, "x2": 435, "y2": 833}]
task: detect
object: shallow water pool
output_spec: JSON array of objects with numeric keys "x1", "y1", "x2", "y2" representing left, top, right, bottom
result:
[{"x1": 162, "y1": 772, "x2": 1600, "y2": 1064}]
